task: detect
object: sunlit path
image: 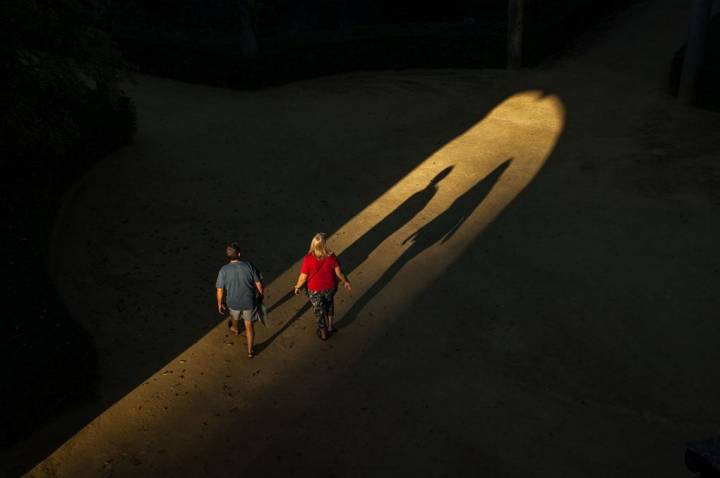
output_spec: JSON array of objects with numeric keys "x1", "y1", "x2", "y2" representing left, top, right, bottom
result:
[{"x1": 28, "y1": 90, "x2": 563, "y2": 477}]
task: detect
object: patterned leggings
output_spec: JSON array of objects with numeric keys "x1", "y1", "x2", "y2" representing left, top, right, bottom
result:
[{"x1": 308, "y1": 288, "x2": 336, "y2": 330}]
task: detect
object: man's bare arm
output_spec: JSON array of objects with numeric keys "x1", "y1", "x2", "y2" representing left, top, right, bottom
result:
[{"x1": 216, "y1": 288, "x2": 225, "y2": 314}]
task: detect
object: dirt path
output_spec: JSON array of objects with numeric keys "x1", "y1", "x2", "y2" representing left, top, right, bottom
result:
[{"x1": 7, "y1": 1, "x2": 720, "y2": 476}]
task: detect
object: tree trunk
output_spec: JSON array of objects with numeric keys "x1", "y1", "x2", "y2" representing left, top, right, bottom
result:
[
  {"x1": 679, "y1": 0, "x2": 713, "y2": 104},
  {"x1": 507, "y1": 0, "x2": 524, "y2": 69},
  {"x1": 239, "y1": 0, "x2": 259, "y2": 58}
]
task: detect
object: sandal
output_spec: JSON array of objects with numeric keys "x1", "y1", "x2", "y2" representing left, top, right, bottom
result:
[
  {"x1": 316, "y1": 328, "x2": 328, "y2": 341},
  {"x1": 248, "y1": 348, "x2": 256, "y2": 359}
]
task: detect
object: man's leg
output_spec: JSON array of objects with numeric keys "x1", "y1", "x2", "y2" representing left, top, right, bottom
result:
[
  {"x1": 229, "y1": 310, "x2": 241, "y2": 335},
  {"x1": 243, "y1": 319, "x2": 254, "y2": 356}
]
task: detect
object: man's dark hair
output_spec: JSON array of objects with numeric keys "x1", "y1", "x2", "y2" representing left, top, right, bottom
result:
[{"x1": 227, "y1": 242, "x2": 241, "y2": 258}]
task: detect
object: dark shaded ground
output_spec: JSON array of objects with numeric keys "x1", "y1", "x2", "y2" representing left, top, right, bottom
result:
[{"x1": 0, "y1": 179, "x2": 99, "y2": 448}]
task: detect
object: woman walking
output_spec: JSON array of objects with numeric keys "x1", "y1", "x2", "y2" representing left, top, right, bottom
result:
[{"x1": 294, "y1": 233, "x2": 351, "y2": 340}]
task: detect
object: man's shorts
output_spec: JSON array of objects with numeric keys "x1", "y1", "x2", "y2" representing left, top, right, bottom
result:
[{"x1": 228, "y1": 307, "x2": 259, "y2": 322}]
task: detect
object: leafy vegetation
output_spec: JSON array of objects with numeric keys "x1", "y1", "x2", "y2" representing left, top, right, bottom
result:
[{"x1": 0, "y1": 0, "x2": 135, "y2": 170}]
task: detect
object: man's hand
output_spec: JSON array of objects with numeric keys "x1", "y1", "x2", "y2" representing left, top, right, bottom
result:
[
  {"x1": 343, "y1": 282, "x2": 352, "y2": 292},
  {"x1": 216, "y1": 288, "x2": 225, "y2": 315}
]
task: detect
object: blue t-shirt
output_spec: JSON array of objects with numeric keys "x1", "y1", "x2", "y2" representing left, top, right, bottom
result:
[{"x1": 216, "y1": 261, "x2": 261, "y2": 311}]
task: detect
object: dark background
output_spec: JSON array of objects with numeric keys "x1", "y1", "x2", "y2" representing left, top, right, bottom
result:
[{"x1": 110, "y1": 0, "x2": 646, "y2": 86}]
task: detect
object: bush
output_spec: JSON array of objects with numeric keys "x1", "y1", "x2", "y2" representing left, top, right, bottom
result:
[{"x1": 1, "y1": 0, "x2": 136, "y2": 170}]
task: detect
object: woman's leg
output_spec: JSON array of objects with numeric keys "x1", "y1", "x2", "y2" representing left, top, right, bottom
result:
[
  {"x1": 320, "y1": 301, "x2": 332, "y2": 337},
  {"x1": 308, "y1": 291, "x2": 328, "y2": 336},
  {"x1": 325, "y1": 290, "x2": 336, "y2": 332}
]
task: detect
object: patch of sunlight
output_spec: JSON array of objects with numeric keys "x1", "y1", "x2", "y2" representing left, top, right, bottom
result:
[{"x1": 29, "y1": 90, "x2": 564, "y2": 477}]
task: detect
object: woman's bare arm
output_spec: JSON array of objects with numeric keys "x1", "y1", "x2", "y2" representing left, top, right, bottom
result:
[
  {"x1": 294, "y1": 273, "x2": 308, "y2": 294},
  {"x1": 334, "y1": 266, "x2": 352, "y2": 292}
]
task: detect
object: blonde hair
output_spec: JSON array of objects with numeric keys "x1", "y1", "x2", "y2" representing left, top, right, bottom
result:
[{"x1": 308, "y1": 232, "x2": 331, "y2": 258}]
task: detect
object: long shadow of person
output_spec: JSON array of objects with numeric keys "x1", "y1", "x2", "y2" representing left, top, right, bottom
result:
[
  {"x1": 337, "y1": 158, "x2": 512, "y2": 329},
  {"x1": 256, "y1": 294, "x2": 311, "y2": 353},
  {"x1": 257, "y1": 166, "x2": 455, "y2": 351},
  {"x1": 266, "y1": 290, "x2": 296, "y2": 315},
  {"x1": 340, "y1": 165, "x2": 454, "y2": 273}
]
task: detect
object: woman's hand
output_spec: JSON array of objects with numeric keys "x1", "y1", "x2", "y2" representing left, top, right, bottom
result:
[
  {"x1": 335, "y1": 267, "x2": 351, "y2": 293},
  {"x1": 294, "y1": 273, "x2": 307, "y2": 295}
]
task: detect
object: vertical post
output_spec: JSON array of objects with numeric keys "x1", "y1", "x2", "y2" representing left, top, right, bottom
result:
[
  {"x1": 339, "y1": 0, "x2": 350, "y2": 39},
  {"x1": 679, "y1": 0, "x2": 713, "y2": 103},
  {"x1": 507, "y1": 0, "x2": 524, "y2": 69},
  {"x1": 239, "y1": 0, "x2": 259, "y2": 58}
]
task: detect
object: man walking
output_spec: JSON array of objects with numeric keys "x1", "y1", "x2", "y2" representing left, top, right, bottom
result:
[{"x1": 216, "y1": 242, "x2": 264, "y2": 358}]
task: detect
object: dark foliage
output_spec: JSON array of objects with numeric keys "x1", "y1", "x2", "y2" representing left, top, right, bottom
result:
[
  {"x1": 111, "y1": 0, "x2": 506, "y2": 87},
  {"x1": 110, "y1": 0, "x2": 639, "y2": 88},
  {"x1": 522, "y1": 0, "x2": 649, "y2": 65},
  {"x1": 0, "y1": 0, "x2": 136, "y2": 449},
  {"x1": 0, "y1": 0, "x2": 135, "y2": 169}
]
